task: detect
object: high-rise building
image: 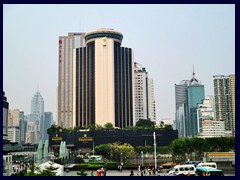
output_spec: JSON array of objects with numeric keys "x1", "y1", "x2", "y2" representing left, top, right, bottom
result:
[
  {"x1": 8, "y1": 109, "x2": 21, "y2": 127},
  {"x1": 175, "y1": 80, "x2": 189, "y2": 137},
  {"x1": 213, "y1": 74, "x2": 235, "y2": 136},
  {"x1": 3, "y1": 91, "x2": 9, "y2": 142},
  {"x1": 229, "y1": 74, "x2": 235, "y2": 136},
  {"x1": 175, "y1": 69, "x2": 205, "y2": 137},
  {"x1": 198, "y1": 120, "x2": 225, "y2": 138},
  {"x1": 134, "y1": 62, "x2": 156, "y2": 122},
  {"x1": 196, "y1": 95, "x2": 215, "y2": 135},
  {"x1": 58, "y1": 32, "x2": 86, "y2": 128},
  {"x1": 7, "y1": 126, "x2": 20, "y2": 143},
  {"x1": 44, "y1": 112, "x2": 53, "y2": 142},
  {"x1": 31, "y1": 90, "x2": 44, "y2": 141},
  {"x1": 25, "y1": 114, "x2": 40, "y2": 144},
  {"x1": 187, "y1": 72, "x2": 205, "y2": 137},
  {"x1": 19, "y1": 111, "x2": 26, "y2": 144},
  {"x1": 72, "y1": 28, "x2": 135, "y2": 128}
]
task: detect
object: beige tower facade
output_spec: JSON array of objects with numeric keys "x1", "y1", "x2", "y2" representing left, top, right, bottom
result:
[
  {"x1": 73, "y1": 28, "x2": 135, "y2": 128},
  {"x1": 229, "y1": 74, "x2": 235, "y2": 136},
  {"x1": 58, "y1": 33, "x2": 85, "y2": 128}
]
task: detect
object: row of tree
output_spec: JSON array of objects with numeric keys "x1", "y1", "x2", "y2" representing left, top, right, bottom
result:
[
  {"x1": 47, "y1": 119, "x2": 173, "y2": 134},
  {"x1": 94, "y1": 136, "x2": 235, "y2": 162}
]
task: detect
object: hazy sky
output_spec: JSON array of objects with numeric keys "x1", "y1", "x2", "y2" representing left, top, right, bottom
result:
[{"x1": 3, "y1": 4, "x2": 235, "y2": 123}]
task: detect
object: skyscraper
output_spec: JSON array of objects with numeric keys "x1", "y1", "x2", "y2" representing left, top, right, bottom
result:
[
  {"x1": 175, "y1": 69, "x2": 205, "y2": 137},
  {"x1": 187, "y1": 72, "x2": 205, "y2": 137},
  {"x1": 134, "y1": 62, "x2": 156, "y2": 122},
  {"x1": 31, "y1": 90, "x2": 44, "y2": 141},
  {"x1": 175, "y1": 80, "x2": 189, "y2": 137},
  {"x1": 72, "y1": 28, "x2": 135, "y2": 128},
  {"x1": 58, "y1": 33, "x2": 86, "y2": 128},
  {"x1": 213, "y1": 74, "x2": 235, "y2": 136}
]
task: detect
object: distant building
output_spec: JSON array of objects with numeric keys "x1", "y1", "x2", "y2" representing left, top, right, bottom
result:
[
  {"x1": 175, "y1": 80, "x2": 189, "y2": 137},
  {"x1": 8, "y1": 109, "x2": 21, "y2": 127},
  {"x1": 3, "y1": 91, "x2": 9, "y2": 142},
  {"x1": 134, "y1": 62, "x2": 156, "y2": 122},
  {"x1": 213, "y1": 75, "x2": 235, "y2": 136},
  {"x1": 31, "y1": 90, "x2": 44, "y2": 141},
  {"x1": 44, "y1": 112, "x2": 53, "y2": 142},
  {"x1": 197, "y1": 96, "x2": 215, "y2": 135},
  {"x1": 25, "y1": 114, "x2": 40, "y2": 144},
  {"x1": 198, "y1": 120, "x2": 225, "y2": 138},
  {"x1": 175, "y1": 67, "x2": 205, "y2": 137},
  {"x1": 19, "y1": 111, "x2": 26, "y2": 144},
  {"x1": 7, "y1": 126, "x2": 20, "y2": 143},
  {"x1": 186, "y1": 71, "x2": 205, "y2": 137}
]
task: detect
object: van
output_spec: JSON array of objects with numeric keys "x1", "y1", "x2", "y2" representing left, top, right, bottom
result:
[
  {"x1": 196, "y1": 166, "x2": 224, "y2": 176},
  {"x1": 197, "y1": 162, "x2": 217, "y2": 169},
  {"x1": 168, "y1": 164, "x2": 196, "y2": 176}
]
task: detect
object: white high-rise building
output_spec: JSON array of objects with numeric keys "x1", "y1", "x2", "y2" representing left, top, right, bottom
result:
[
  {"x1": 198, "y1": 120, "x2": 225, "y2": 138},
  {"x1": 197, "y1": 95, "x2": 215, "y2": 135},
  {"x1": 134, "y1": 62, "x2": 156, "y2": 122},
  {"x1": 7, "y1": 126, "x2": 20, "y2": 143}
]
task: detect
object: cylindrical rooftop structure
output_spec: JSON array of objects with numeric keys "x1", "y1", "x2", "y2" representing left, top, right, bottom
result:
[{"x1": 85, "y1": 28, "x2": 123, "y2": 44}]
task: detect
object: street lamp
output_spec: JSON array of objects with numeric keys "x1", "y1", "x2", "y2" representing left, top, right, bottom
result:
[
  {"x1": 120, "y1": 153, "x2": 123, "y2": 166},
  {"x1": 141, "y1": 151, "x2": 144, "y2": 167},
  {"x1": 153, "y1": 132, "x2": 157, "y2": 172}
]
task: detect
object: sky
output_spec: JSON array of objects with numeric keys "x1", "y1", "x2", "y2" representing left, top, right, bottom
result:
[{"x1": 3, "y1": 4, "x2": 235, "y2": 123}]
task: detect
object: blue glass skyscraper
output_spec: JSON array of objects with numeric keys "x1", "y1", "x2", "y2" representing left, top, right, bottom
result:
[{"x1": 186, "y1": 72, "x2": 205, "y2": 137}]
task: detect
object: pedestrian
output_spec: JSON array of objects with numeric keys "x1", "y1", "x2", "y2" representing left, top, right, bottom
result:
[
  {"x1": 130, "y1": 170, "x2": 134, "y2": 176},
  {"x1": 141, "y1": 170, "x2": 144, "y2": 176},
  {"x1": 97, "y1": 169, "x2": 101, "y2": 176}
]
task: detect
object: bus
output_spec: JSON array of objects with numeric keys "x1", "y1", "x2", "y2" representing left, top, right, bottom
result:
[{"x1": 196, "y1": 166, "x2": 224, "y2": 176}]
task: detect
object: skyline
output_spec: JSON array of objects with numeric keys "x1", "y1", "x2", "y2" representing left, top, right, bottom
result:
[{"x1": 3, "y1": 4, "x2": 235, "y2": 123}]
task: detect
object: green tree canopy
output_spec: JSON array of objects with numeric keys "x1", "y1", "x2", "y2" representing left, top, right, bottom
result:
[
  {"x1": 104, "y1": 122, "x2": 114, "y2": 130},
  {"x1": 136, "y1": 119, "x2": 154, "y2": 128}
]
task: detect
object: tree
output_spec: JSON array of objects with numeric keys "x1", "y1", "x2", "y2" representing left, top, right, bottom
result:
[
  {"x1": 136, "y1": 119, "x2": 154, "y2": 128},
  {"x1": 163, "y1": 124, "x2": 173, "y2": 130},
  {"x1": 95, "y1": 143, "x2": 111, "y2": 158},
  {"x1": 95, "y1": 124, "x2": 104, "y2": 131},
  {"x1": 104, "y1": 122, "x2": 114, "y2": 130},
  {"x1": 159, "y1": 121, "x2": 164, "y2": 129}
]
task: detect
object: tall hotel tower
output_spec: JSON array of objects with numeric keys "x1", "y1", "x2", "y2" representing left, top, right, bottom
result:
[
  {"x1": 58, "y1": 33, "x2": 85, "y2": 128},
  {"x1": 72, "y1": 28, "x2": 135, "y2": 128}
]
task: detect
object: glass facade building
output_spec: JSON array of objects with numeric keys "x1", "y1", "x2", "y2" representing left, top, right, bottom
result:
[
  {"x1": 187, "y1": 83, "x2": 205, "y2": 137},
  {"x1": 175, "y1": 71, "x2": 205, "y2": 137}
]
